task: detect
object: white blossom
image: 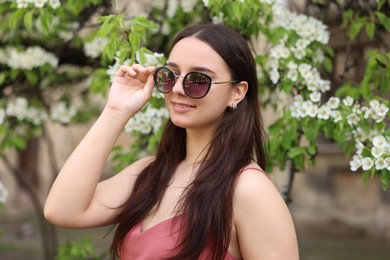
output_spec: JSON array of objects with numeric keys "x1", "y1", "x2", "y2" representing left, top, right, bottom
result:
[
  {"x1": 371, "y1": 103, "x2": 388, "y2": 123},
  {"x1": 50, "y1": 102, "x2": 76, "y2": 124},
  {"x1": 270, "y1": 68, "x2": 280, "y2": 84},
  {"x1": 34, "y1": 0, "x2": 48, "y2": 8},
  {"x1": 106, "y1": 54, "x2": 131, "y2": 82},
  {"x1": 0, "y1": 47, "x2": 58, "y2": 69},
  {"x1": 15, "y1": 0, "x2": 61, "y2": 8},
  {"x1": 298, "y1": 63, "x2": 312, "y2": 78},
  {"x1": 346, "y1": 113, "x2": 360, "y2": 126},
  {"x1": 6, "y1": 97, "x2": 29, "y2": 120},
  {"x1": 318, "y1": 79, "x2": 331, "y2": 92},
  {"x1": 181, "y1": 0, "x2": 197, "y2": 13},
  {"x1": 49, "y1": 0, "x2": 61, "y2": 9},
  {"x1": 167, "y1": 0, "x2": 178, "y2": 18},
  {"x1": 353, "y1": 128, "x2": 367, "y2": 142},
  {"x1": 0, "y1": 181, "x2": 8, "y2": 204},
  {"x1": 350, "y1": 155, "x2": 363, "y2": 171},
  {"x1": 125, "y1": 105, "x2": 169, "y2": 134},
  {"x1": 371, "y1": 146, "x2": 384, "y2": 158},
  {"x1": 212, "y1": 12, "x2": 224, "y2": 24},
  {"x1": 272, "y1": 6, "x2": 329, "y2": 45},
  {"x1": 295, "y1": 38, "x2": 310, "y2": 50},
  {"x1": 270, "y1": 43, "x2": 290, "y2": 59},
  {"x1": 286, "y1": 68, "x2": 298, "y2": 81},
  {"x1": 386, "y1": 158, "x2": 390, "y2": 171},
  {"x1": 343, "y1": 96, "x2": 354, "y2": 106},
  {"x1": 331, "y1": 110, "x2": 342, "y2": 123},
  {"x1": 16, "y1": 0, "x2": 29, "y2": 8},
  {"x1": 327, "y1": 97, "x2": 340, "y2": 109},
  {"x1": 287, "y1": 61, "x2": 297, "y2": 70},
  {"x1": 373, "y1": 135, "x2": 387, "y2": 148},
  {"x1": 5, "y1": 97, "x2": 47, "y2": 125},
  {"x1": 306, "y1": 102, "x2": 318, "y2": 118},
  {"x1": 290, "y1": 105, "x2": 299, "y2": 118},
  {"x1": 161, "y1": 22, "x2": 171, "y2": 35},
  {"x1": 369, "y1": 100, "x2": 380, "y2": 109},
  {"x1": 355, "y1": 141, "x2": 365, "y2": 155},
  {"x1": 310, "y1": 92, "x2": 321, "y2": 102},
  {"x1": 26, "y1": 107, "x2": 48, "y2": 125},
  {"x1": 291, "y1": 47, "x2": 306, "y2": 59},
  {"x1": 313, "y1": 48, "x2": 325, "y2": 63},
  {"x1": 83, "y1": 38, "x2": 109, "y2": 58},
  {"x1": 0, "y1": 108, "x2": 5, "y2": 125},
  {"x1": 293, "y1": 95, "x2": 304, "y2": 104},
  {"x1": 135, "y1": 50, "x2": 164, "y2": 67},
  {"x1": 317, "y1": 105, "x2": 331, "y2": 120},
  {"x1": 375, "y1": 158, "x2": 387, "y2": 170},
  {"x1": 361, "y1": 157, "x2": 374, "y2": 170}
]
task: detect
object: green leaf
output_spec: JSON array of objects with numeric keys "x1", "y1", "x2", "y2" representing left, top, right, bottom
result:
[
  {"x1": 40, "y1": 11, "x2": 53, "y2": 35},
  {"x1": 287, "y1": 147, "x2": 306, "y2": 158},
  {"x1": 360, "y1": 81, "x2": 372, "y2": 99},
  {"x1": 132, "y1": 16, "x2": 158, "y2": 30},
  {"x1": 302, "y1": 120, "x2": 319, "y2": 142},
  {"x1": 24, "y1": 10, "x2": 34, "y2": 30},
  {"x1": 293, "y1": 154, "x2": 305, "y2": 171},
  {"x1": 25, "y1": 71, "x2": 38, "y2": 85},
  {"x1": 105, "y1": 34, "x2": 118, "y2": 61},
  {"x1": 381, "y1": 170, "x2": 390, "y2": 191},
  {"x1": 377, "y1": 0, "x2": 386, "y2": 10},
  {"x1": 232, "y1": 2, "x2": 243, "y2": 23},
  {"x1": 376, "y1": 12, "x2": 390, "y2": 31},
  {"x1": 97, "y1": 23, "x2": 115, "y2": 38},
  {"x1": 13, "y1": 136, "x2": 26, "y2": 150},
  {"x1": 348, "y1": 18, "x2": 365, "y2": 39},
  {"x1": 9, "y1": 9, "x2": 25, "y2": 29},
  {"x1": 307, "y1": 145, "x2": 317, "y2": 155},
  {"x1": 365, "y1": 22, "x2": 375, "y2": 38},
  {"x1": 129, "y1": 32, "x2": 140, "y2": 53},
  {"x1": 0, "y1": 73, "x2": 5, "y2": 85},
  {"x1": 323, "y1": 57, "x2": 333, "y2": 73}
]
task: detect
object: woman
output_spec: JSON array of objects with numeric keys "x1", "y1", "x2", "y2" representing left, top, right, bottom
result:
[{"x1": 44, "y1": 23, "x2": 299, "y2": 260}]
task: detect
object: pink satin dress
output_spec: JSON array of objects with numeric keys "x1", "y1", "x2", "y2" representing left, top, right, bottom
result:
[
  {"x1": 120, "y1": 167, "x2": 267, "y2": 259},
  {"x1": 120, "y1": 214, "x2": 237, "y2": 260}
]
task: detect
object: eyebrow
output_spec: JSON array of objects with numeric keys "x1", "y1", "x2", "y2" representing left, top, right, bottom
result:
[{"x1": 166, "y1": 61, "x2": 217, "y2": 76}]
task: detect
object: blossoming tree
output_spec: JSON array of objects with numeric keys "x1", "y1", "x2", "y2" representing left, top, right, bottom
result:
[{"x1": 0, "y1": 0, "x2": 389, "y2": 258}]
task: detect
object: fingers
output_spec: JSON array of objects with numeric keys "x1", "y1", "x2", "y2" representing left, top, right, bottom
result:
[
  {"x1": 116, "y1": 64, "x2": 155, "y2": 82},
  {"x1": 143, "y1": 73, "x2": 155, "y2": 97}
]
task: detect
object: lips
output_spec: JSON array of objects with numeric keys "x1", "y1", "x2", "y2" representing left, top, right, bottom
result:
[{"x1": 171, "y1": 101, "x2": 196, "y2": 108}]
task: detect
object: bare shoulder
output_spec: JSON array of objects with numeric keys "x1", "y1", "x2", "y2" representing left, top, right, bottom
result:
[
  {"x1": 234, "y1": 163, "x2": 276, "y2": 200},
  {"x1": 233, "y1": 163, "x2": 299, "y2": 259}
]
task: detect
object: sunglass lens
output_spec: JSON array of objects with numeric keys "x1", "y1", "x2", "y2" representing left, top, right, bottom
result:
[
  {"x1": 184, "y1": 73, "x2": 211, "y2": 98},
  {"x1": 154, "y1": 68, "x2": 175, "y2": 93}
]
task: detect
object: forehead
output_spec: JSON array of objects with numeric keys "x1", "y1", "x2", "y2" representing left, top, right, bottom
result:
[{"x1": 168, "y1": 37, "x2": 230, "y2": 74}]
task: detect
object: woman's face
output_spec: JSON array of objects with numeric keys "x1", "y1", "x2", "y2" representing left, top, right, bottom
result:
[{"x1": 164, "y1": 37, "x2": 235, "y2": 132}]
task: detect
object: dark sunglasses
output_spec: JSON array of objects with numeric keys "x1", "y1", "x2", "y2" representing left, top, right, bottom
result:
[{"x1": 153, "y1": 66, "x2": 238, "y2": 99}]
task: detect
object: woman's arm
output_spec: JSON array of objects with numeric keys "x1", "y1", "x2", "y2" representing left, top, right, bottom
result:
[
  {"x1": 44, "y1": 64, "x2": 155, "y2": 228},
  {"x1": 234, "y1": 168, "x2": 300, "y2": 260}
]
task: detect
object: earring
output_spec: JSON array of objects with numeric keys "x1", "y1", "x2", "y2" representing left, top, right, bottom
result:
[{"x1": 230, "y1": 103, "x2": 237, "y2": 111}]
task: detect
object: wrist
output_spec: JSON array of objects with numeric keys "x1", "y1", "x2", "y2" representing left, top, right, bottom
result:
[{"x1": 100, "y1": 106, "x2": 133, "y2": 127}]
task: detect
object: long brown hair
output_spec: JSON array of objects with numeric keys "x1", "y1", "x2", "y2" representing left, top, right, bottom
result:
[{"x1": 110, "y1": 23, "x2": 267, "y2": 260}]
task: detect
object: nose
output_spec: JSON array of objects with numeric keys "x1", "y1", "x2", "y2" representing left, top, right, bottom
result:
[{"x1": 171, "y1": 75, "x2": 186, "y2": 96}]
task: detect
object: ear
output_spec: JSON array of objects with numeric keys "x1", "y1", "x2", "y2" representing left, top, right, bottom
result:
[{"x1": 230, "y1": 81, "x2": 248, "y2": 107}]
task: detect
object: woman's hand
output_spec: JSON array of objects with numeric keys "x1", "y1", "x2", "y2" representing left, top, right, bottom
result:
[{"x1": 106, "y1": 64, "x2": 155, "y2": 118}]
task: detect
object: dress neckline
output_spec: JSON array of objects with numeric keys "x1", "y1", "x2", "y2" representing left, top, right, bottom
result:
[
  {"x1": 135, "y1": 214, "x2": 238, "y2": 259},
  {"x1": 139, "y1": 214, "x2": 183, "y2": 234}
]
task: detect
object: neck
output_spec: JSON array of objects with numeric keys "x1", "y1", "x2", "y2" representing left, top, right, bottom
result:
[{"x1": 183, "y1": 127, "x2": 214, "y2": 164}]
